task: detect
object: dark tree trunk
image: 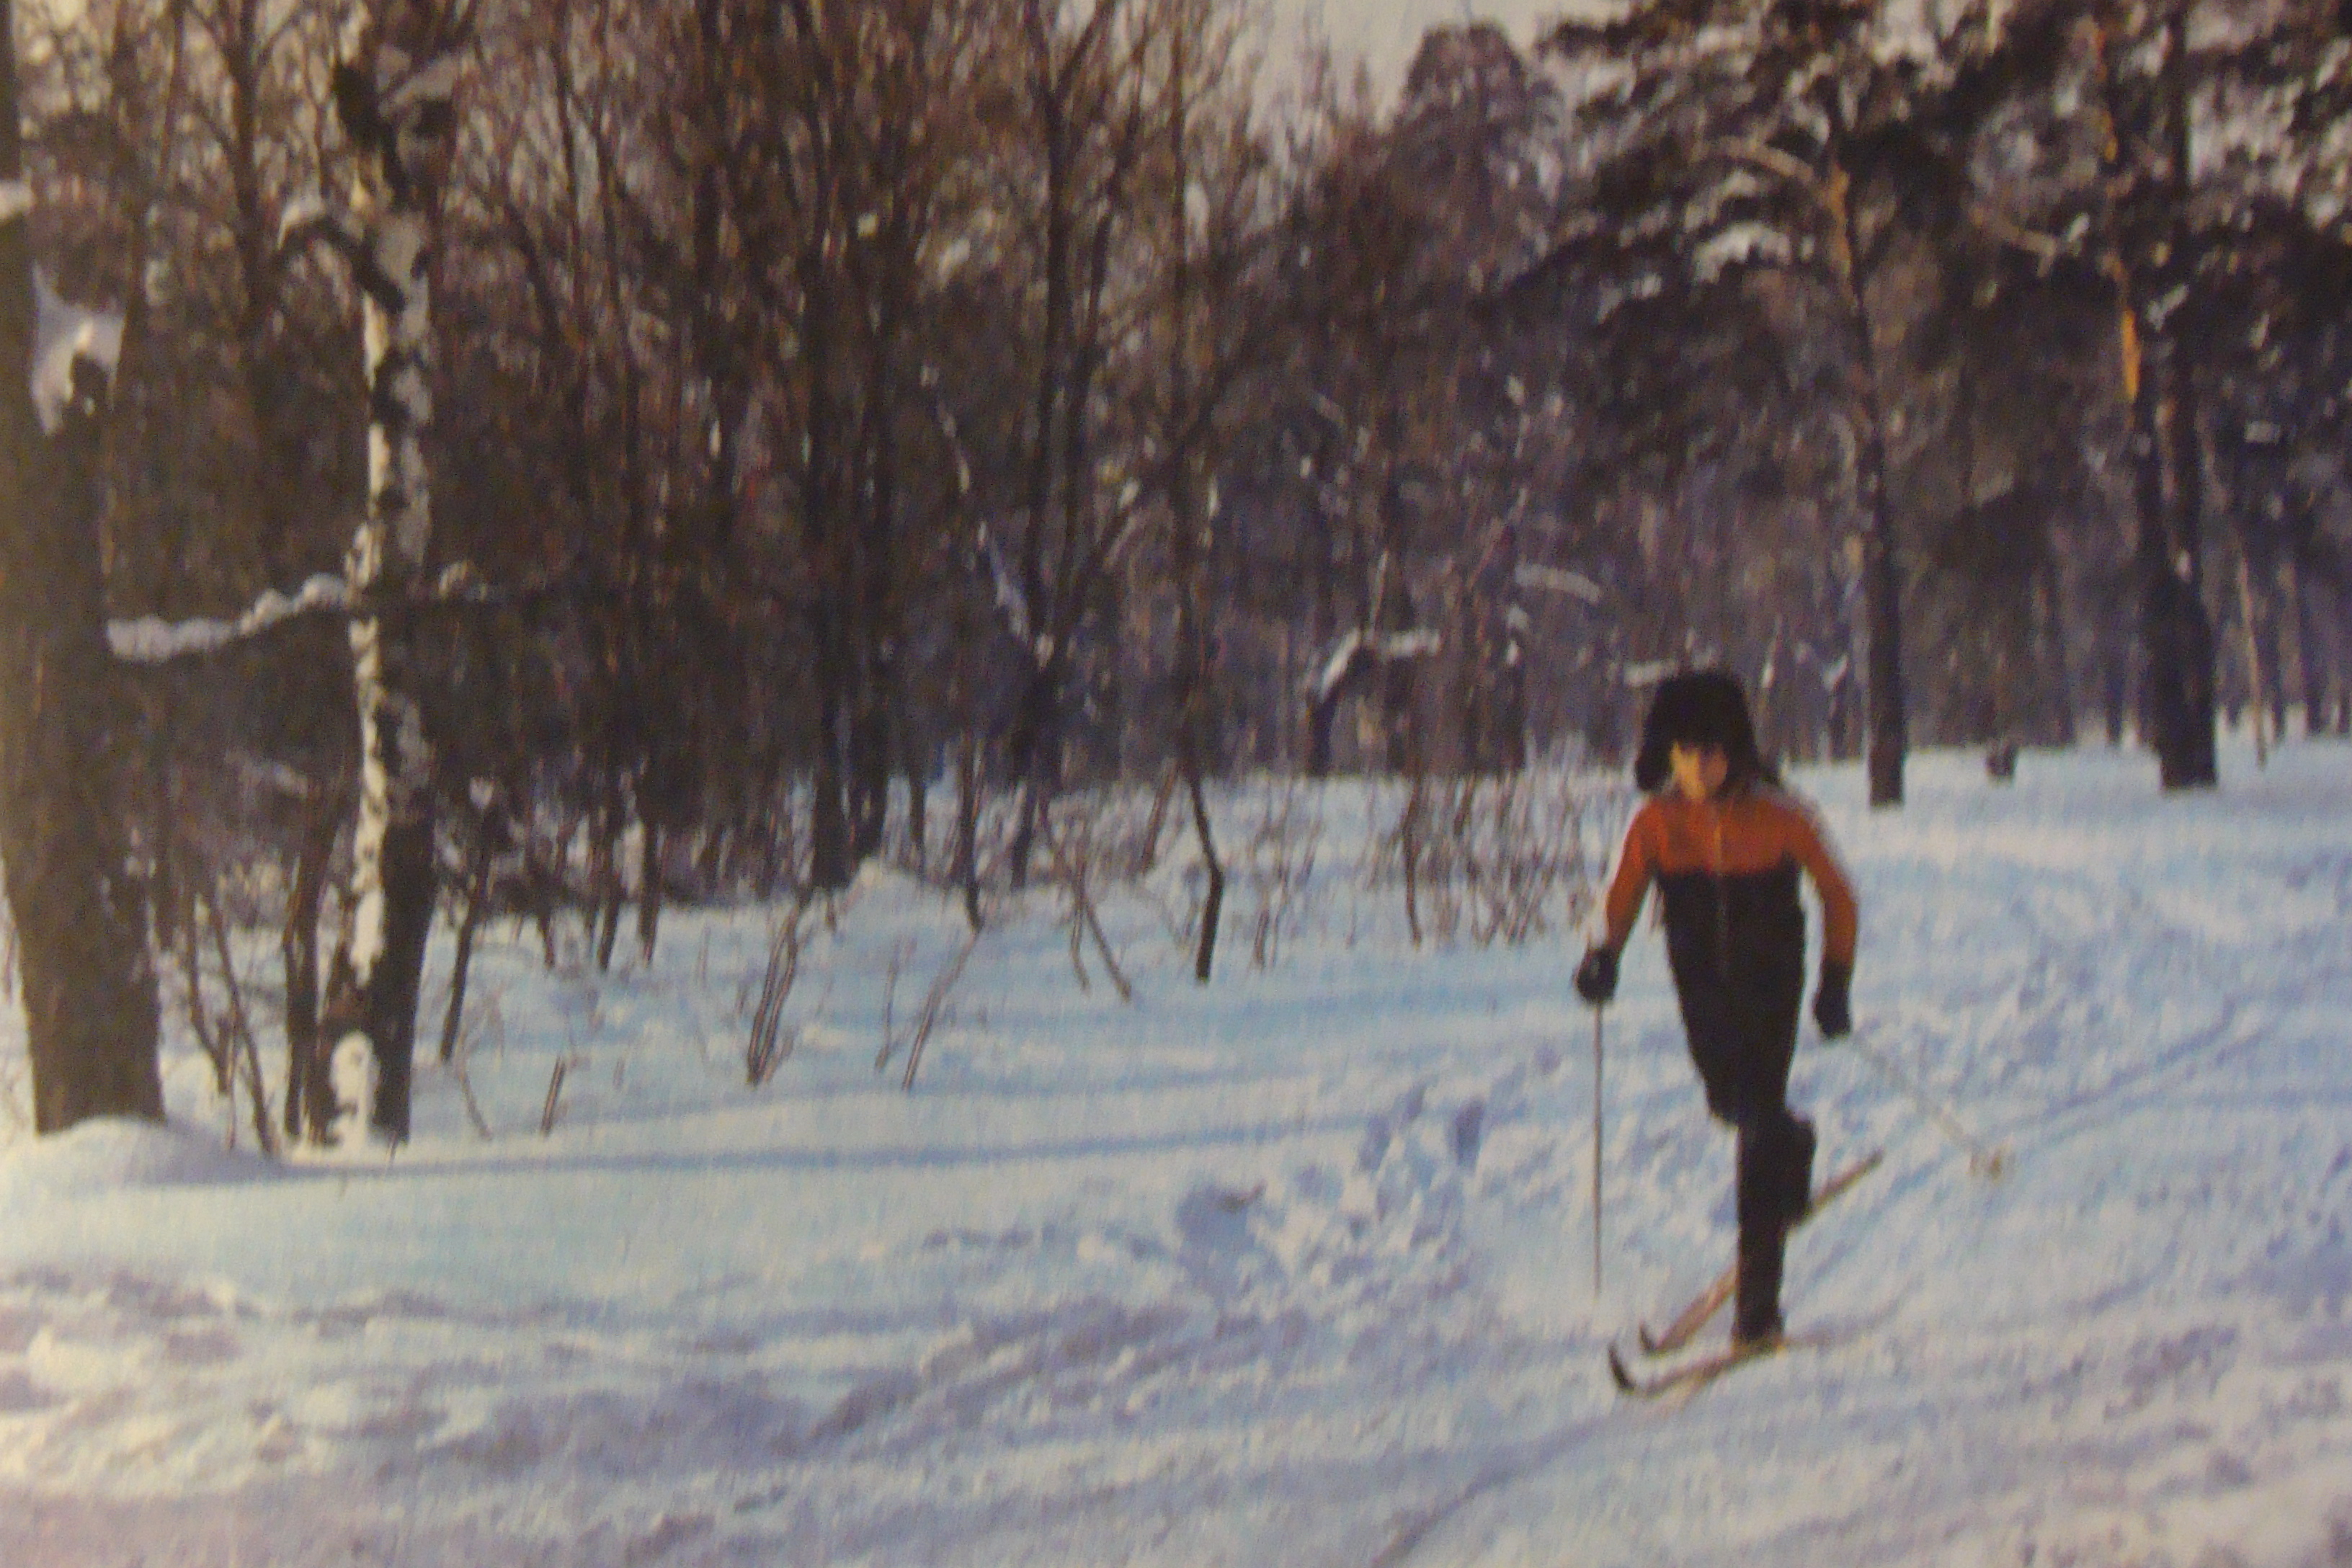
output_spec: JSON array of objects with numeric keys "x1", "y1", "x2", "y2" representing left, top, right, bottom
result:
[
  {"x1": 2126, "y1": 331, "x2": 2217, "y2": 789},
  {"x1": 1305, "y1": 686, "x2": 1342, "y2": 778},
  {"x1": 2248, "y1": 557, "x2": 2286, "y2": 742},
  {"x1": 952, "y1": 728, "x2": 981, "y2": 932},
  {"x1": 0, "y1": 59, "x2": 164, "y2": 1130},
  {"x1": 636, "y1": 818, "x2": 663, "y2": 966},
  {"x1": 1380, "y1": 625, "x2": 1419, "y2": 778},
  {"x1": 2111, "y1": 4, "x2": 2217, "y2": 791},
  {"x1": 440, "y1": 809, "x2": 496, "y2": 1064},
  {"x1": 2036, "y1": 548, "x2": 2075, "y2": 746},
  {"x1": 592, "y1": 786, "x2": 623, "y2": 972},
  {"x1": 850, "y1": 708, "x2": 889, "y2": 864},
  {"x1": 2293, "y1": 551, "x2": 2329, "y2": 738},
  {"x1": 1828, "y1": 158, "x2": 1906, "y2": 808},
  {"x1": 1005, "y1": 664, "x2": 1059, "y2": 892},
  {"x1": 810, "y1": 628, "x2": 853, "y2": 892},
  {"x1": 282, "y1": 778, "x2": 344, "y2": 1143},
  {"x1": 905, "y1": 757, "x2": 927, "y2": 872}
]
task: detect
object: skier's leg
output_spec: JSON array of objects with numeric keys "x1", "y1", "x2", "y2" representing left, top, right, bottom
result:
[
  {"x1": 1735, "y1": 1111, "x2": 1813, "y2": 1228},
  {"x1": 1683, "y1": 967, "x2": 1813, "y2": 1344},
  {"x1": 1732, "y1": 1114, "x2": 1809, "y2": 1345},
  {"x1": 1675, "y1": 983, "x2": 1745, "y2": 1126},
  {"x1": 1733, "y1": 1224, "x2": 1786, "y2": 1348},
  {"x1": 1731, "y1": 965, "x2": 1809, "y2": 1344}
]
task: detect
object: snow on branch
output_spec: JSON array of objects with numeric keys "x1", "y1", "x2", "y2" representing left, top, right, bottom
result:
[
  {"x1": 1694, "y1": 220, "x2": 1794, "y2": 282},
  {"x1": 275, "y1": 192, "x2": 361, "y2": 258},
  {"x1": 1385, "y1": 628, "x2": 1442, "y2": 661},
  {"x1": 107, "y1": 559, "x2": 597, "y2": 666},
  {"x1": 1311, "y1": 629, "x2": 1368, "y2": 701},
  {"x1": 1701, "y1": 138, "x2": 1828, "y2": 205},
  {"x1": 32, "y1": 269, "x2": 123, "y2": 435},
  {"x1": 1307, "y1": 626, "x2": 1443, "y2": 703},
  {"x1": 383, "y1": 51, "x2": 462, "y2": 115},
  {"x1": 108, "y1": 574, "x2": 352, "y2": 664},
  {"x1": 1620, "y1": 658, "x2": 1682, "y2": 688},
  {"x1": 1514, "y1": 563, "x2": 1604, "y2": 604},
  {"x1": 975, "y1": 525, "x2": 1038, "y2": 654}
]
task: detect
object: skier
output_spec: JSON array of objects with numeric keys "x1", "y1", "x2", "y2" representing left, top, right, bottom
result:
[{"x1": 1574, "y1": 669, "x2": 1857, "y2": 1350}]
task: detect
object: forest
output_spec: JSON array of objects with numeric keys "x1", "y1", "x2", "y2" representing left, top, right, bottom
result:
[{"x1": 0, "y1": 0, "x2": 2346, "y2": 1149}]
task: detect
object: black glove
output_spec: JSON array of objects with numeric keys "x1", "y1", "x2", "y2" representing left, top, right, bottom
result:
[
  {"x1": 1574, "y1": 946, "x2": 1618, "y2": 1005},
  {"x1": 1813, "y1": 959, "x2": 1853, "y2": 1041}
]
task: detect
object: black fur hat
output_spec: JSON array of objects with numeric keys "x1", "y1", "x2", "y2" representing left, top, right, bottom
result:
[{"x1": 1632, "y1": 669, "x2": 1773, "y2": 793}]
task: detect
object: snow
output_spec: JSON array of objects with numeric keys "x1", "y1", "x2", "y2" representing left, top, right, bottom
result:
[
  {"x1": 1513, "y1": 562, "x2": 1603, "y2": 605},
  {"x1": 106, "y1": 572, "x2": 350, "y2": 664},
  {"x1": 30, "y1": 267, "x2": 122, "y2": 436},
  {"x1": 275, "y1": 192, "x2": 333, "y2": 251},
  {"x1": 1314, "y1": 628, "x2": 1448, "y2": 702},
  {"x1": 1693, "y1": 220, "x2": 1794, "y2": 282},
  {"x1": 0, "y1": 1121, "x2": 276, "y2": 1207},
  {"x1": 2, "y1": 740, "x2": 2352, "y2": 1563}
]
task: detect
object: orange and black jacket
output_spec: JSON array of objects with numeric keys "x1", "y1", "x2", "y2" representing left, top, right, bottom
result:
[{"x1": 1599, "y1": 785, "x2": 1857, "y2": 993}]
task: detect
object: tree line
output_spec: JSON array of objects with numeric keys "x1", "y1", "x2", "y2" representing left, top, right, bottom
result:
[{"x1": 1, "y1": 0, "x2": 2347, "y2": 1141}]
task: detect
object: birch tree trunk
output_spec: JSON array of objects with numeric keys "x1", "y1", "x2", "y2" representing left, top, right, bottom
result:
[
  {"x1": 0, "y1": 0, "x2": 165, "y2": 1134},
  {"x1": 317, "y1": 1, "x2": 467, "y2": 1144}
]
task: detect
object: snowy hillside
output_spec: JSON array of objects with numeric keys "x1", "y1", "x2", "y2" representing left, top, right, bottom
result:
[{"x1": 2, "y1": 741, "x2": 2351, "y2": 1566}]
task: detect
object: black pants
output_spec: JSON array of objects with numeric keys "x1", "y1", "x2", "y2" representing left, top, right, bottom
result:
[{"x1": 1672, "y1": 956, "x2": 1814, "y2": 1338}]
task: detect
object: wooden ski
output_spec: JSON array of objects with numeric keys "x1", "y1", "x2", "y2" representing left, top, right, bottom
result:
[
  {"x1": 1635, "y1": 1149, "x2": 1884, "y2": 1358},
  {"x1": 1610, "y1": 1335, "x2": 1780, "y2": 1398}
]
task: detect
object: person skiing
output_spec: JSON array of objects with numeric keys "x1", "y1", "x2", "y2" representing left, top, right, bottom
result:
[{"x1": 1574, "y1": 669, "x2": 1858, "y2": 1349}]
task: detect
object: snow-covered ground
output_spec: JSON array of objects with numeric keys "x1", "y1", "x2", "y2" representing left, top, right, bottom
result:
[{"x1": 2, "y1": 740, "x2": 2350, "y2": 1566}]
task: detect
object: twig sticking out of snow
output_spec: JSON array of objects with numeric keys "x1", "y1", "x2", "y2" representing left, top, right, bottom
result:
[
  {"x1": 539, "y1": 1058, "x2": 568, "y2": 1136},
  {"x1": 899, "y1": 930, "x2": 979, "y2": 1094},
  {"x1": 1042, "y1": 809, "x2": 1133, "y2": 1004},
  {"x1": 748, "y1": 891, "x2": 814, "y2": 1087}
]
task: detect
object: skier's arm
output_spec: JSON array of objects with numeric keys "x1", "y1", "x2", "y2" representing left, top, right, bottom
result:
[
  {"x1": 1575, "y1": 808, "x2": 1655, "y2": 1004},
  {"x1": 1786, "y1": 811, "x2": 1858, "y2": 967},
  {"x1": 1598, "y1": 806, "x2": 1660, "y2": 955},
  {"x1": 1782, "y1": 802, "x2": 1858, "y2": 1038}
]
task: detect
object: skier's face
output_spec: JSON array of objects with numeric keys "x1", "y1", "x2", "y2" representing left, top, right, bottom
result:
[{"x1": 1669, "y1": 742, "x2": 1729, "y2": 802}]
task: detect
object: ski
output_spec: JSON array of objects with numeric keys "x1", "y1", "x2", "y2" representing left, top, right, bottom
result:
[
  {"x1": 1609, "y1": 1330, "x2": 1821, "y2": 1399},
  {"x1": 1611, "y1": 1337, "x2": 1763, "y2": 1397},
  {"x1": 1635, "y1": 1148, "x2": 1884, "y2": 1358}
]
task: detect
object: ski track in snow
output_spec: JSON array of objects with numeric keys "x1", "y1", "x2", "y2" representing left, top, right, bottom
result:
[{"x1": 0, "y1": 745, "x2": 2349, "y2": 1564}]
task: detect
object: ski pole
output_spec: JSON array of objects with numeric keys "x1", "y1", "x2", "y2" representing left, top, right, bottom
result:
[
  {"x1": 1591, "y1": 1004, "x2": 1605, "y2": 1296},
  {"x1": 1847, "y1": 1030, "x2": 2010, "y2": 1180}
]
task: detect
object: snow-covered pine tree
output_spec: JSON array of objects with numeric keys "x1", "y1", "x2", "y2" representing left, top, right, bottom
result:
[
  {"x1": 1540, "y1": 0, "x2": 1961, "y2": 806},
  {"x1": 1938, "y1": 1, "x2": 2352, "y2": 785}
]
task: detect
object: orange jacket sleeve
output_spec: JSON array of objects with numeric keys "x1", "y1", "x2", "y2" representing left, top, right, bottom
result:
[
  {"x1": 1599, "y1": 803, "x2": 1659, "y2": 953},
  {"x1": 1785, "y1": 803, "x2": 1858, "y2": 968}
]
